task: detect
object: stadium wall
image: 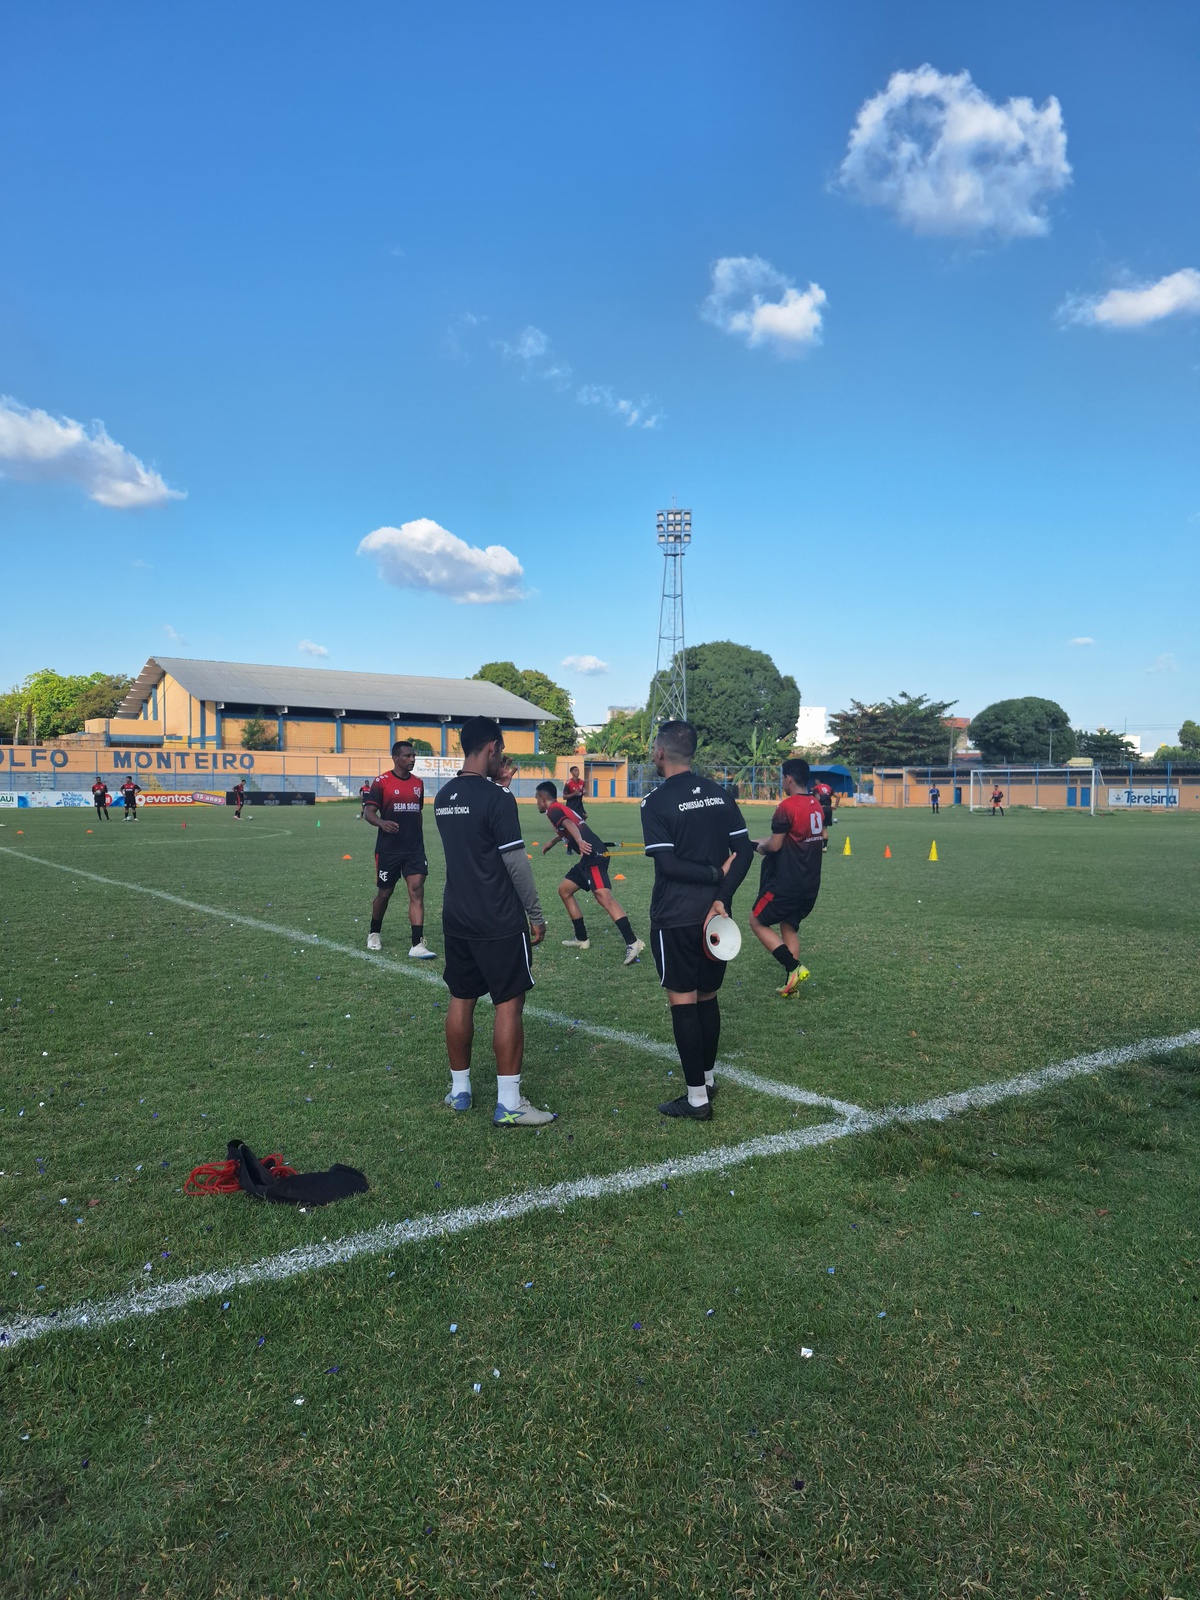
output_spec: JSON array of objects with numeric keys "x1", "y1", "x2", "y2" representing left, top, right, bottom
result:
[{"x1": 870, "y1": 767, "x2": 1200, "y2": 811}]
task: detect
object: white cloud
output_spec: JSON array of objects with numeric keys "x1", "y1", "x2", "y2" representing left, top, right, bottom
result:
[
  {"x1": 444, "y1": 312, "x2": 486, "y2": 362},
  {"x1": 496, "y1": 325, "x2": 573, "y2": 389},
  {"x1": 576, "y1": 385, "x2": 663, "y2": 428},
  {"x1": 298, "y1": 640, "x2": 329, "y2": 657},
  {"x1": 0, "y1": 396, "x2": 185, "y2": 509},
  {"x1": 1069, "y1": 636, "x2": 1096, "y2": 646},
  {"x1": 1146, "y1": 652, "x2": 1178, "y2": 674},
  {"x1": 162, "y1": 624, "x2": 187, "y2": 645},
  {"x1": 701, "y1": 257, "x2": 826, "y2": 354},
  {"x1": 562, "y1": 654, "x2": 609, "y2": 676},
  {"x1": 130, "y1": 558, "x2": 152, "y2": 570},
  {"x1": 837, "y1": 64, "x2": 1070, "y2": 238},
  {"x1": 1062, "y1": 268, "x2": 1200, "y2": 329},
  {"x1": 358, "y1": 518, "x2": 526, "y2": 605}
]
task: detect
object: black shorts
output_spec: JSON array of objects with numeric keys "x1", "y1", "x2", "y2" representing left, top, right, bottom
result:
[
  {"x1": 650, "y1": 923, "x2": 728, "y2": 995},
  {"x1": 443, "y1": 931, "x2": 534, "y2": 1005},
  {"x1": 564, "y1": 855, "x2": 611, "y2": 894},
  {"x1": 565, "y1": 794, "x2": 587, "y2": 819},
  {"x1": 751, "y1": 885, "x2": 818, "y2": 929},
  {"x1": 375, "y1": 851, "x2": 428, "y2": 890}
]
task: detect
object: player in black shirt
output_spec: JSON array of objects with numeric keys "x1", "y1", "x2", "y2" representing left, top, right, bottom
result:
[
  {"x1": 434, "y1": 715, "x2": 554, "y2": 1128},
  {"x1": 91, "y1": 780, "x2": 111, "y2": 821},
  {"x1": 120, "y1": 778, "x2": 141, "y2": 820},
  {"x1": 640, "y1": 720, "x2": 753, "y2": 1119}
]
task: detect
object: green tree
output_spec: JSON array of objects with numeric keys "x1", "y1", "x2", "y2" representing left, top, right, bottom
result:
[
  {"x1": 1074, "y1": 727, "x2": 1138, "y2": 760},
  {"x1": 586, "y1": 708, "x2": 651, "y2": 759},
  {"x1": 0, "y1": 668, "x2": 133, "y2": 742},
  {"x1": 649, "y1": 641, "x2": 799, "y2": 761},
  {"x1": 1179, "y1": 719, "x2": 1200, "y2": 751},
  {"x1": 473, "y1": 662, "x2": 578, "y2": 757},
  {"x1": 828, "y1": 692, "x2": 957, "y2": 767},
  {"x1": 968, "y1": 697, "x2": 1076, "y2": 765},
  {"x1": 240, "y1": 712, "x2": 278, "y2": 751}
]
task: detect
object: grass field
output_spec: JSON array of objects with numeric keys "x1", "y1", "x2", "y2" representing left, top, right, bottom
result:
[{"x1": 1, "y1": 799, "x2": 1197, "y2": 1598}]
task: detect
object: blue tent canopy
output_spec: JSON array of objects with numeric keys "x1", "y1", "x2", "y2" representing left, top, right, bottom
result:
[{"x1": 809, "y1": 764, "x2": 856, "y2": 794}]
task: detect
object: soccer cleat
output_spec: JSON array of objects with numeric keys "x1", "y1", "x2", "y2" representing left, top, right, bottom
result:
[
  {"x1": 561, "y1": 937, "x2": 590, "y2": 949},
  {"x1": 408, "y1": 941, "x2": 437, "y2": 959},
  {"x1": 493, "y1": 1097, "x2": 557, "y2": 1127},
  {"x1": 658, "y1": 1094, "x2": 712, "y2": 1121},
  {"x1": 366, "y1": 933, "x2": 382, "y2": 952},
  {"x1": 778, "y1": 965, "x2": 810, "y2": 998},
  {"x1": 444, "y1": 1088, "x2": 473, "y2": 1112},
  {"x1": 623, "y1": 938, "x2": 645, "y2": 966}
]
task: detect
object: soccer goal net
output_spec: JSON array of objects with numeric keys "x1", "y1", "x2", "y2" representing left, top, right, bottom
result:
[{"x1": 968, "y1": 767, "x2": 1097, "y2": 814}]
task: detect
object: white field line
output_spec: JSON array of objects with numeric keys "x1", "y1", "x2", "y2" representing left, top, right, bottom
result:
[
  {"x1": 0, "y1": 847, "x2": 858, "y2": 1117},
  {"x1": 3, "y1": 1027, "x2": 1197, "y2": 1351}
]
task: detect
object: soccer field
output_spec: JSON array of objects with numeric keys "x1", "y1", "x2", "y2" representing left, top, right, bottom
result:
[{"x1": 2, "y1": 801, "x2": 1197, "y2": 1597}]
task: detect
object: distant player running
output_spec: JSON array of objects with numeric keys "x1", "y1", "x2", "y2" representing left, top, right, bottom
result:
[
  {"x1": 990, "y1": 786, "x2": 1004, "y2": 817},
  {"x1": 563, "y1": 765, "x2": 588, "y2": 819},
  {"x1": 232, "y1": 780, "x2": 246, "y2": 818},
  {"x1": 358, "y1": 779, "x2": 373, "y2": 817},
  {"x1": 120, "y1": 778, "x2": 141, "y2": 821},
  {"x1": 929, "y1": 784, "x2": 941, "y2": 814},
  {"x1": 535, "y1": 782, "x2": 644, "y2": 965},
  {"x1": 640, "y1": 720, "x2": 753, "y2": 1120},
  {"x1": 434, "y1": 715, "x2": 553, "y2": 1126},
  {"x1": 813, "y1": 778, "x2": 834, "y2": 831},
  {"x1": 363, "y1": 741, "x2": 435, "y2": 958},
  {"x1": 749, "y1": 758, "x2": 825, "y2": 998},
  {"x1": 91, "y1": 780, "x2": 111, "y2": 821}
]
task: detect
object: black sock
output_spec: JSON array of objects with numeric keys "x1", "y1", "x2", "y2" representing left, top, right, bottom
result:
[
  {"x1": 370, "y1": 917, "x2": 383, "y2": 934},
  {"x1": 411, "y1": 924, "x2": 424, "y2": 946},
  {"x1": 772, "y1": 945, "x2": 799, "y2": 973},
  {"x1": 572, "y1": 917, "x2": 588, "y2": 940},
  {"x1": 615, "y1": 916, "x2": 635, "y2": 943},
  {"x1": 670, "y1": 1004, "x2": 707, "y2": 1088},
  {"x1": 696, "y1": 996, "x2": 721, "y2": 1074}
]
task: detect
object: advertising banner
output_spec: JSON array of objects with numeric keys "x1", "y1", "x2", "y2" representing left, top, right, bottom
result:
[
  {"x1": 9, "y1": 790, "x2": 95, "y2": 808},
  {"x1": 1107, "y1": 787, "x2": 1179, "y2": 809},
  {"x1": 231, "y1": 791, "x2": 316, "y2": 806}
]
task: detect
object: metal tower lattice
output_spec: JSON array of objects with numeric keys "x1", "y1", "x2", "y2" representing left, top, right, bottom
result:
[{"x1": 649, "y1": 508, "x2": 691, "y2": 729}]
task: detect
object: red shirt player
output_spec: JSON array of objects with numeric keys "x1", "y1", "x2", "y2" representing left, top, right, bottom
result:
[
  {"x1": 563, "y1": 765, "x2": 587, "y2": 819},
  {"x1": 232, "y1": 781, "x2": 246, "y2": 817},
  {"x1": 120, "y1": 778, "x2": 141, "y2": 820},
  {"x1": 363, "y1": 741, "x2": 435, "y2": 959},
  {"x1": 91, "y1": 780, "x2": 111, "y2": 821},
  {"x1": 535, "y1": 782, "x2": 643, "y2": 964},
  {"x1": 813, "y1": 779, "x2": 834, "y2": 832},
  {"x1": 990, "y1": 786, "x2": 1005, "y2": 817},
  {"x1": 750, "y1": 759, "x2": 825, "y2": 996}
]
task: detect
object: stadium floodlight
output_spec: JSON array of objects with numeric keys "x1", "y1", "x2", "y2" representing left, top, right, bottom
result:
[{"x1": 650, "y1": 508, "x2": 692, "y2": 729}]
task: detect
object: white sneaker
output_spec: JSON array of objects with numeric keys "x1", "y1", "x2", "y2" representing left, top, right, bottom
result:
[
  {"x1": 561, "y1": 937, "x2": 590, "y2": 949},
  {"x1": 408, "y1": 941, "x2": 437, "y2": 959},
  {"x1": 366, "y1": 932, "x2": 382, "y2": 952},
  {"x1": 623, "y1": 938, "x2": 645, "y2": 966},
  {"x1": 493, "y1": 1097, "x2": 557, "y2": 1127}
]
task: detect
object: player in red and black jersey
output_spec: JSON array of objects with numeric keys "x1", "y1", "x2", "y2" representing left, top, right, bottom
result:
[
  {"x1": 750, "y1": 758, "x2": 825, "y2": 997},
  {"x1": 358, "y1": 780, "x2": 373, "y2": 817},
  {"x1": 563, "y1": 765, "x2": 587, "y2": 819},
  {"x1": 232, "y1": 780, "x2": 246, "y2": 818},
  {"x1": 813, "y1": 778, "x2": 834, "y2": 835},
  {"x1": 91, "y1": 779, "x2": 111, "y2": 821},
  {"x1": 990, "y1": 786, "x2": 1004, "y2": 817},
  {"x1": 119, "y1": 778, "x2": 141, "y2": 820},
  {"x1": 363, "y1": 741, "x2": 435, "y2": 958},
  {"x1": 535, "y1": 782, "x2": 644, "y2": 965}
]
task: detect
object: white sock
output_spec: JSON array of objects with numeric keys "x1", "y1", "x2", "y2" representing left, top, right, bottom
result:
[
  {"x1": 497, "y1": 1074, "x2": 521, "y2": 1111},
  {"x1": 687, "y1": 1084, "x2": 709, "y2": 1108},
  {"x1": 704, "y1": 1070, "x2": 715, "y2": 1089},
  {"x1": 450, "y1": 1069, "x2": 471, "y2": 1095}
]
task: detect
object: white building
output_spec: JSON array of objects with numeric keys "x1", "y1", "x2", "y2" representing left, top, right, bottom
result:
[{"x1": 794, "y1": 705, "x2": 831, "y2": 749}]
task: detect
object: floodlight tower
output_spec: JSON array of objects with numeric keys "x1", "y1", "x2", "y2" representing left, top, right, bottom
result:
[{"x1": 649, "y1": 507, "x2": 692, "y2": 730}]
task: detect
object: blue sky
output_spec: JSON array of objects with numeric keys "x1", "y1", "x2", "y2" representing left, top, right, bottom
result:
[{"x1": 1, "y1": 1, "x2": 1197, "y2": 743}]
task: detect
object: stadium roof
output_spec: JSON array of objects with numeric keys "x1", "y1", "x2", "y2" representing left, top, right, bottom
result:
[{"x1": 119, "y1": 658, "x2": 558, "y2": 722}]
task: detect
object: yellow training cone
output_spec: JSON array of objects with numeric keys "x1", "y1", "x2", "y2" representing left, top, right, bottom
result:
[
  {"x1": 928, "y1": 840, "x2": 938, "y2": 861},
  {"x1": 842, "y1": 835, "x2": 851, "y2": 856}
]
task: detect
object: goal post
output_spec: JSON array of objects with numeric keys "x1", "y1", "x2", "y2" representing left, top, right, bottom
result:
[{"x1": 968, "y1": 767, "x2": 1098, "y2": 814}]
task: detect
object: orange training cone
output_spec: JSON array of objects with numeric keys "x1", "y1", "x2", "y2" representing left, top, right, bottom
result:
[
  {"x1": 884, "y1": 845, "x2": 891, "y2": 858},
  {"x1": 342, "y1": 854, "x2": 352, "y2": 860},
  {"x1": 613, "y1": 873, "x2": 626, "y2": 881},
  {"x1": 928, "y1": 840, "x2": 938, "y2": 862}
]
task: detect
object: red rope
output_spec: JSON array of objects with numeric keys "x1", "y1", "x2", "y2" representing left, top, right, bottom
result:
[{"x1": 184, "y1": 1153, "x2": 297, "y2": 1196}]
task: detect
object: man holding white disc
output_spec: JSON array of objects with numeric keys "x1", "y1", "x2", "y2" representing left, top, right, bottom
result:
[{"x1": 640, "y1": 720, "x2": 753, "y2": 1119}]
